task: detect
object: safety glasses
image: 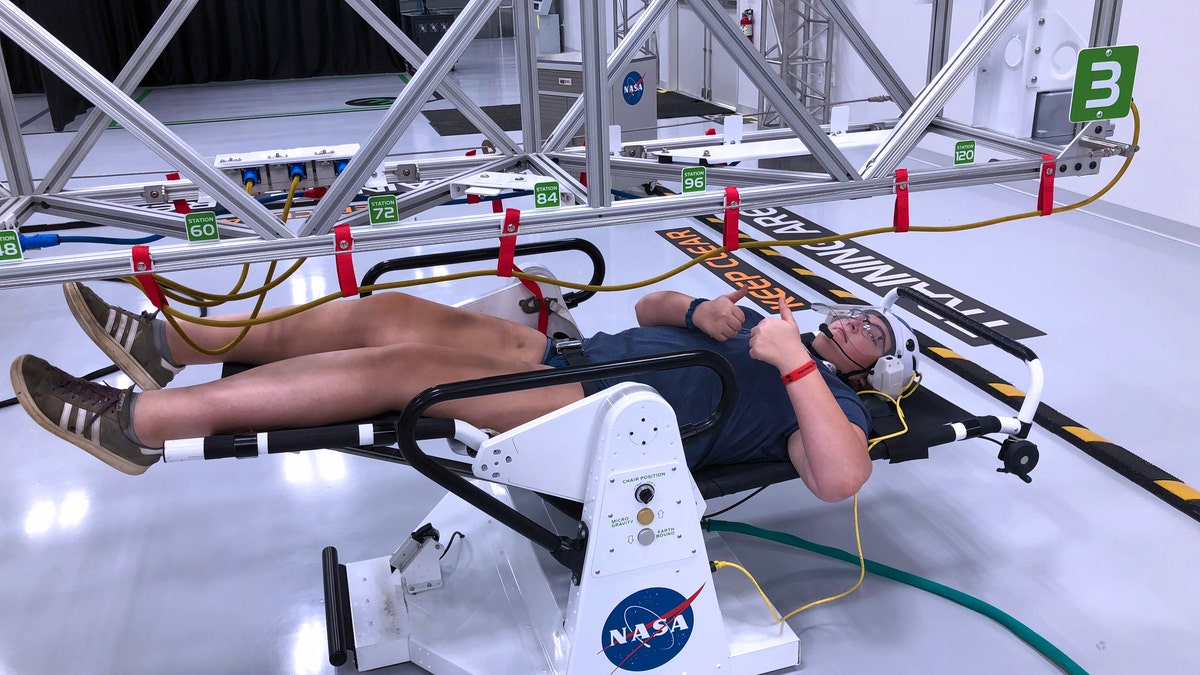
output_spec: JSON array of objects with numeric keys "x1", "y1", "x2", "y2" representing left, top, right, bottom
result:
[{"x1": 829, "y1": 308, "x2": 892, "y2": 359}]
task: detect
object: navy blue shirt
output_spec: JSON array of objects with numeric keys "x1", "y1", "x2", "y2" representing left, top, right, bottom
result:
[{"x1": 580, "y1": 309, "x2": 871, "y2": 469}]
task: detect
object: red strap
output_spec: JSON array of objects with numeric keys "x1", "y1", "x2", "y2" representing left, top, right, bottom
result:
[
  {"x1": 497, "y1": 208, "x2": 519, "y2": 278},
  {"x1": 492, "y1": 198, "x2": 504, "y2": 214},
  {"x1": 165, "y1": 172, "x2": 190, "y2": 214},
  {"x1": 466, "y1": 193, "x2": 481, "y2": 204},
  {"x1": 723, "y1": 186, "x2": 740, "y2": 251},
  {"x1": 333, "y1": 224, "x2": 359, "y2": 297},
  {"x1": 1037, "y1": 154, "x2": 1055, "y2": 216},
  {"x1": 705, "y1": 128, "x2": 716, "y2": 136},
  {"x1": 781, "y1": 360, "x2": 818, "y2": 385},
  {"x1": 579, "y1": 172, "x2": 587, "y2": 188},
  {"x1": 130, "y1": 246, "x2": 168, "y2": 310},
  {"x1": 513, "y1": 266, "x2": 550, "y2": 335},
  {"x1": 893, "y1": 168, "x2": 910, "y2": 232}
]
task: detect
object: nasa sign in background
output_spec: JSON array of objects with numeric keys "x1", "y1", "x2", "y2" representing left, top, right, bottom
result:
[
  {"x1": 622, "y1": 71, "x2": 646, "y2": 106},
  {"x1": 601, "y1": 586, "x2": 699, "y2": 671}
]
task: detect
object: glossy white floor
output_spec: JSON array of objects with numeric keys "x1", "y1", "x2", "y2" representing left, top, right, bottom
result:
[{"x1": 2, "y1": 39, "x2": 1198, "y2": 675}]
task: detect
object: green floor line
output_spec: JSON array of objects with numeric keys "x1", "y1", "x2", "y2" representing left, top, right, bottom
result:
[{"x1": 108, "y1": 88, "x2": 155, "y2": 129}]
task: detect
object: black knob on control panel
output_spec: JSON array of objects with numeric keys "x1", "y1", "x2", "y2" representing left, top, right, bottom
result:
[{"x1": 635, "y1": 483, "x2": 655, "y2": 504}]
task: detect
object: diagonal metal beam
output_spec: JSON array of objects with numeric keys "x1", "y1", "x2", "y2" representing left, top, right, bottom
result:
[
  {"x1": 0, "y1": 42, "x2": 34, "y2": 197},
  {"x1": 817, "y1": 0, "x2": 915, "y2": 110},
  {"x1": 0, "y1": 0, "x2": 295, "y2": 240},
  {"x1": 389, "y1": 155, "x2": 519, "y2": 224},
  {"x1": 859, "y1": 0, "x2": 1030, "y2": 180},
  {"x1": 525, "y1": 153, "x2": 587, "y2": 206},
  {"x1": 37, "y1": 0, "x2": 200, "y2": 194},
  {"x1": 0, "y1": 195, "x2": 32, "y2": 226},
  {"x1": 300, "y1": 0, "x2": 503, "y2": 237},
  {"x1": 39, "y1": 194, "x2": 256, "y2": 239},
  {"x1": 688, "y1": 0, "x2": 859, "y2": 181},
  {"x1": 544, "y1": 0, "x2": 677, "y2": 153},
  {"x1": 343, "y1": 0, "x2": 520, "y2": 156}
]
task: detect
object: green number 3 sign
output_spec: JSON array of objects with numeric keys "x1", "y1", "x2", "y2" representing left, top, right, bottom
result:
[{"x1": 1070, "y1": 45, "x2": 1138, "y2": 123}]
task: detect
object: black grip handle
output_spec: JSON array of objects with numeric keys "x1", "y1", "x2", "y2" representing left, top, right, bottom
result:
[
  {"x1": 359, "y1": 237, "x2": 606, "y2": 308},
  {"x1": 394, "y1": 350, "x2": 738, "y2": 567},
  {"x1": 921, "y1": 415, "x2": 1005, "y2": 447},
  {"x1": 321, "y1": 546, "x2": 350, "y2": 667},
  {"x1": 896, "y1": 287, "x2": 1038, "y2": 362}
]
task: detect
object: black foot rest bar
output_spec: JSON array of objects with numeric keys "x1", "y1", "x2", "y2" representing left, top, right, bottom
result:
[{"x1": 322, "y1": 546, "x2": 354, "y2": 668}]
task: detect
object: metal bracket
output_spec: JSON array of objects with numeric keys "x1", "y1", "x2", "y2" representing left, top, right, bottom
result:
[
  {"x1": 389, "y1": 163, "x2": 421, "y2": 182},
  {"x1": 1055, "y1": 120, "x2": 1136, "y2": 177},
  {"x1": 389, "y1": 523, "x2": 445, "y2": 594},
  {"x1": 141, "y1": 184, "x2": 169, "y2": 204},
  {"x1": 450, "y1": 171, "x2": 575, "y2": 206},
  {"x1": 519, "y1": 296, "x2": 561, "y2": 315}
]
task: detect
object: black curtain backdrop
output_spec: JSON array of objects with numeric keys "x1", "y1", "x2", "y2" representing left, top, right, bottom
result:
[{"x1": 3, "y1": 0, "x2": 408, "y2": 131}]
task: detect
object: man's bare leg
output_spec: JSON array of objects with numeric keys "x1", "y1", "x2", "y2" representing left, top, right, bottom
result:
[
  {"x1": 166, "y1": 291, "x2": 549, "y2": 367},
  {"x1": 132, "y1": 342, "x2": 584, "y2": 447}
]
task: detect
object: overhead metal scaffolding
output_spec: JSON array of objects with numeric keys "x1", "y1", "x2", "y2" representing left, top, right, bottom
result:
[{"x1": 0, "y1": 0, "x2": 1130, "y2": 291}]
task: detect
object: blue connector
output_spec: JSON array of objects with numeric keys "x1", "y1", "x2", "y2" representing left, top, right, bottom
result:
[
  {"x1": 241, "y1": 167, "x2": 261, "y2": 187},
  {"x1": 288, "y1": 163, "x2": 307, "y2": 181},
  {"x1": 334, "y1": 159, "x2": 349, "y2": 175},
  {"x1": 19, "y1": 233, "x2": 60, "y2": 251}
]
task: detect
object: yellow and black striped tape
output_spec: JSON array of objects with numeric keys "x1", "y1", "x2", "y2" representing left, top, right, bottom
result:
[{"x1": 661, "y1": 187, "x2": 1200, "y2": 523}]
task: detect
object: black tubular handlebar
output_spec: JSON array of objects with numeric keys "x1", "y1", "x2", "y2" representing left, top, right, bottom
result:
[
  {"x1": 922, "y1": 415, "x2": 1005, "y2": 448},
  {"x1": 359, "y1": 238, "x2": 606, "y2": 308},
  {"x1": 896, "y1": 287, "x2": 1039, "y2": 362},
  {"x1": 395, "y1": 350, "x2": 738, "y2": 576}
]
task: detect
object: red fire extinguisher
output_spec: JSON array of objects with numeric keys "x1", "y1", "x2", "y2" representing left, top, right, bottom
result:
[{"x1": 740, "y1": 9, "x2": 754, "y2": 42}]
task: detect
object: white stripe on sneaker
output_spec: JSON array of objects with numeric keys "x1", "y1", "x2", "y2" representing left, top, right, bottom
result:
[
  {"x1": 122, "y1": 322, "x2": 139, "y2": 352},
  {"x1": 104, "y1": 307, "x2": 118, "y2": 334},
  {"x1": 88, "y1": 414, "x2": 102, "y2": 444},
  {"x1": 114, "y1": 313, "x2": 131, "y2": 345},
  {"x1": 74, "y1": 407, "x2": 87, "y2": 437},
  {"x1": 59, "y1": 402, "x2": 73, "y2": 430}
]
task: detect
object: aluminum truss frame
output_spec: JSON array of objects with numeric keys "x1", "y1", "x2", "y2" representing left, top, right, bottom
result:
[
  {"x1": 0, "y1": 0, "x2": 1127, "y2": 291},
  {"x1": 756, "y1": 0, "x2": 836, "y2": 127}
]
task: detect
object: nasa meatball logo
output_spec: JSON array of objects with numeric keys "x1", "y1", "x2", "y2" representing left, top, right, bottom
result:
[
  {"x1": 622, "y1": 71, "x2": 645, "y2": 106},
  {"x1": 600, "y1": 585, "x2": 702, "y2": 671}
]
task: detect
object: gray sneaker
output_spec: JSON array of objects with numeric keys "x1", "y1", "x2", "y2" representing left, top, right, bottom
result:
[
  {"x1": 10, "y1": 354, "x2": 159, "y2": 476},
  {"x1": 63, "y1": 281, "x2": 183, "y2": 390}
]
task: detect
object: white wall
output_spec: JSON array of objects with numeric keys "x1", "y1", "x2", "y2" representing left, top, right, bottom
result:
[
  {"x1": 814, "y1": 0, "x2": 1200, "y2": 229},
  {"x1": 1066, "y1": 1, "x2": 1200, "y2": 228}
]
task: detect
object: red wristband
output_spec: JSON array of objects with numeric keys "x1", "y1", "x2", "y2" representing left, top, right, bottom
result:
[{"x1": 781, "y1": 361, "x2": 818, "y2": 385}]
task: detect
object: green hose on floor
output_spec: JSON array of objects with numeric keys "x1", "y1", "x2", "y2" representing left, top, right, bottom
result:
[{"x1": 703, "y1": 518, "x2": 1088, "y2": 675}]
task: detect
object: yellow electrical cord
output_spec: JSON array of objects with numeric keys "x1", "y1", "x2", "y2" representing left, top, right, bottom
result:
[
  {"x1": 712, "y1": 375, "x2": 919, "y2": 623},
  {"x1": 129, "y1": 103, "x2": 1140, "y2": 332},
  {"x1": 142, "y1": 175, "x2": 304, "y2": 356}
]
